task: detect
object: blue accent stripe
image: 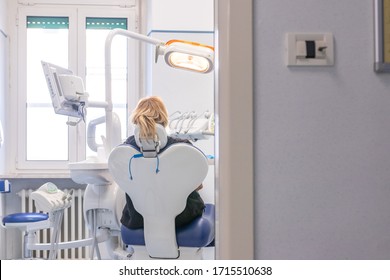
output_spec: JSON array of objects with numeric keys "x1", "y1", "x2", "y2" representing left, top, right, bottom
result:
[
  {"x1": 147, "y1": 29, "x2": 214, "y2": 36},
  {"x1": 129, "y1": 153, "x2": 143, "y2": 180}
]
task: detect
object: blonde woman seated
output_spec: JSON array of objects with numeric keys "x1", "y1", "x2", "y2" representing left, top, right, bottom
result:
[{"x1": 120, "y1": 96, "x2": 205, "y2": 230}]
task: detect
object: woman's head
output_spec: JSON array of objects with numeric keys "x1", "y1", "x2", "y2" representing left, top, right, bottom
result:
[{"x1": 131, "y1": 96, "x2": 168, "y2": 139}]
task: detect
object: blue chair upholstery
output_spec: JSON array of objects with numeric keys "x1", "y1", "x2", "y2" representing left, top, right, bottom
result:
[
  {"x1": 121, "y1": 204, "x2": 215, "y2": 248},
  {"x1": 2, "y1": 212, "x2": 48, "y2": 225}
]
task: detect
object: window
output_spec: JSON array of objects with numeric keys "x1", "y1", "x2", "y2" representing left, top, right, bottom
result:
[
  {"x1": 15, "y1": 5, "x2": 137, "y2": 172},
  {"x1": 26, "y1": 16, "x2": 70, "y2": 161}
]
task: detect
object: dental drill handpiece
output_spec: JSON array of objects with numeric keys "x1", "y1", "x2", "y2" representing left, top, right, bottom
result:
[
  {"x1": 185, "y1": 111, "x2": 199, "y2": 133},
  {"x1": 61, "y1": 189, "x2": 73, "y2": 207},
  {"x1": 177, "y1": 112, "x2": 192, "y2": 133},
  {"x1": 169, "y1": 111, "x2": 182, "y2": 132}
]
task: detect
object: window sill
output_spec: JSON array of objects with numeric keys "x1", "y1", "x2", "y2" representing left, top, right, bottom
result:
[{"x1": 0, "y1": 172, "x2": 71, "y2": 179}]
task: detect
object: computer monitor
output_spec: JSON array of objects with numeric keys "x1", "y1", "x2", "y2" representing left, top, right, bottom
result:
[{"x1": 41, "y1": 61, "x2": 88, "y2": 119}]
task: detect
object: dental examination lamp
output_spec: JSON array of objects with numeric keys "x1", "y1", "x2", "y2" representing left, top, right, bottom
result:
[
  {"x1": 104, "y1": 29, "x2": 214, "y2": 152},
  {"x1": 162, "y1": 39, "x2": 214, "y2": 73}
]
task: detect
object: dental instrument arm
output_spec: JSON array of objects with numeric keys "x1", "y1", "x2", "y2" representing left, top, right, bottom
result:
[
  {"x1": 31, "y1": 182, "x2": 73, "y2": 213},
  {"x1": 168, "y1": 110, "x2": 214, "y2": 141}
]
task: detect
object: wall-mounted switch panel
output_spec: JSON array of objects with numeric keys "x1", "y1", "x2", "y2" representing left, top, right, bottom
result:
[
  {"x1": 286, "y1": 33, "x2": 334, "y2": 66},
  {"x1": 0, "y1": 180, "x2": 10, "y2": 193}
]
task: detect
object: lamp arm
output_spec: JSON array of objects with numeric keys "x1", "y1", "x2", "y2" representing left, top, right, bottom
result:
[{"x1": 104, "y1": 29, "x2": 165, "y2": 155}]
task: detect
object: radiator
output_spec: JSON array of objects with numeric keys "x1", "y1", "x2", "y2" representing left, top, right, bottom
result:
[{"x1": 17, "y1": 188, "x2": 91, "y2": 260}]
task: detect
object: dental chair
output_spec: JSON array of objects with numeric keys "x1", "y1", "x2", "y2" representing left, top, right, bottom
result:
[{"x1": 108, "y1": 124, "x2": 215, "y2": 259}]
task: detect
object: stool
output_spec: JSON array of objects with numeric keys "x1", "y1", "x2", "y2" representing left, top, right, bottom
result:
[{"x1": 2, "y1": 212, "x2": 50, "y2": 259}]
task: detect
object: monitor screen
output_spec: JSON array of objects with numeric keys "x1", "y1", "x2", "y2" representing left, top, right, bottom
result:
[{"x1": 41, "y1": 61, "x2": 85, "y2": 119}]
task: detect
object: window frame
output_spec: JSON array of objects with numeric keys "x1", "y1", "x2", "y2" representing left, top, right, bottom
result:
[{"x1": 14, "y1": 4, "x2": 138, "y2": 174}]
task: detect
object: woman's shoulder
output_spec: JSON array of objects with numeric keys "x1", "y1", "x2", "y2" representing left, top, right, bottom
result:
[
  {"x1": 158, "y1": 136, "x2": 192, "y2": 152},
  {"x1": 124, "y1": 135, "x2": 136, "y2": 145},
  {"x1": 122, "y1": 135, "x2": 191, "y2": 152},
  {"x1": 122, "y1": 135, "x2": 141, "y2": 151},
  {"x1": 166, "y1": 136, "x2": 192, "y2": 146}
]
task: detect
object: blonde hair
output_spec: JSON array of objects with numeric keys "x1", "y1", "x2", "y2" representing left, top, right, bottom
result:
[{"x1": 131, "y1": 96, "x2": 169, "y2": 139}]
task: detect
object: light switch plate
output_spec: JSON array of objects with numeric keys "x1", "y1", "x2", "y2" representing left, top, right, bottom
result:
[{"x1": 286, "y1": 33, "x2": 334, "y2": 66}]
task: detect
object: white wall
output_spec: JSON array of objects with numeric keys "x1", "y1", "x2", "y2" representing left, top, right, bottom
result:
[
  {"x1": 147, "y1": 0, "x2": 213, "y2": 33},
  {"x1": 254, "y1": 0, "x2": 390, "y2": 259},
  {"x1": 214, "y1": 0, "x2": 254, "y2": 259}
]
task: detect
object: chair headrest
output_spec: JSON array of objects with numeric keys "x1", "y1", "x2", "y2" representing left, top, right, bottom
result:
[{"x1": 134, "y1": 124, "x2": 168, "y2": 158}]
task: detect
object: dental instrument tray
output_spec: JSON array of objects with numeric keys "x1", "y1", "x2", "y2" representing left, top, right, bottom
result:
[{"x1": 31, "y1": 182, "x2": 73, "y2": 213}]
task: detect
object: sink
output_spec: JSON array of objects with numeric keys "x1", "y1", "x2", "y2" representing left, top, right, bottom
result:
[{"x1": 68, "y1": 157, "x2": 112, "y2": 185}]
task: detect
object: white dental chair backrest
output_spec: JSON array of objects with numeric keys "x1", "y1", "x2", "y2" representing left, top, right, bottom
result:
[{"x1": 108, "y1": 125, "x2": 208, "y2": 258}]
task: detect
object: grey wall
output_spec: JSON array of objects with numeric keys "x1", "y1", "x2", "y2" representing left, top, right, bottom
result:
[
  {"x1": 0, "y1": 0, "x2": 8, "y2": 259},
  {"x1": 254, "y1": 0, "x2": 390, "y2": 259},
  {"x1": 0, "y1": 0, "x2": 7, "y2": 174}
]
